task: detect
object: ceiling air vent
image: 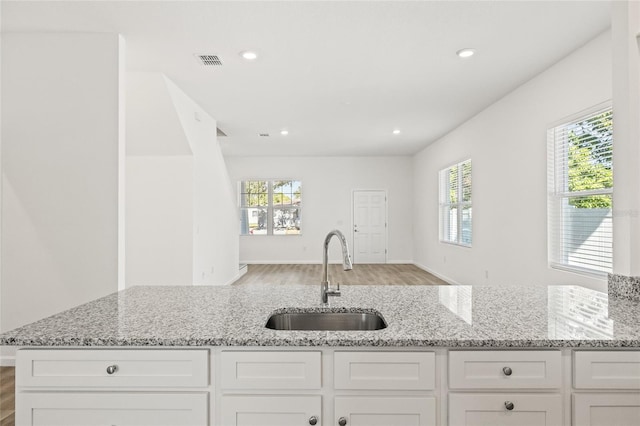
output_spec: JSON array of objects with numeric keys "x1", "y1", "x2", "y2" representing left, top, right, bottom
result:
[
  {"x1": 259, "y1": 133, "x2": 270, "y2": 137},
  {"x1": 196, "y1": 54, "x2": 223, "y2": 66}
]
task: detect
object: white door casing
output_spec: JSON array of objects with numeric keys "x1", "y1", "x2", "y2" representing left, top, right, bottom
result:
[{"x1": 352, "y1": 190, "x2": 387, "y2": 264}]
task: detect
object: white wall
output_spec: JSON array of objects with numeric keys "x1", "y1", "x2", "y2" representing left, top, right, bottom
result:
[
  {"x1": 164, "y1": 77, "x2": 239, "y2": 285},
  {"x1": 125, "y1": 72, "x2": 194, "y2": 286},
  {"x1": 1, "y1": 33, "x2": 123, "y2": 333},
  {"x1": 126, "y1": 73, "x2": 239, "y2": 286},
  {"x1": 413, "y1": 31, "x2": 612, "y2": 291},
  {"x1": 611, "y1": 2, "x2": 640, "y2": 277},
  {"x1": 125, "y1": 155, "x2": 194, "y2": 285},
  {"x1": 225, "y1": 156, "x2": 413, "y2": 264}
]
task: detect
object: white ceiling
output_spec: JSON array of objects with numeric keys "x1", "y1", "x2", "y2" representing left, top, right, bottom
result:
[{"x1": 2, "y1": 1, "x2": 611, "y2": 157}]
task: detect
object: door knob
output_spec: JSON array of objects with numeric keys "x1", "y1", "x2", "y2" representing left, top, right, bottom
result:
[
  {"x1": 338, "y1": 417, "x2": 347, "y2": 426},
  {"x1": 309, "y1": 416, "x2": 318, "y2": 425}
]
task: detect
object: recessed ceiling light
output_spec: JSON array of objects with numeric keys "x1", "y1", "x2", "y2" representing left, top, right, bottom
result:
[
  {"x1": 240, "y1": 51, "x2": 258, "y2": 60},
  {"x1": 281, "y1": 130, "x2": 289, "y2": 136},
  {"x1": 393, "y1": 129, "x2": 401, "y2": 135},
  {"x1": 456, "y1": 48, "x2": 475, "y2": 58}
]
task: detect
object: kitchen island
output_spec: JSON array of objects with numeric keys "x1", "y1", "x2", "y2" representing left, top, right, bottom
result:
[{"x1": 2, "y1": 284, "x2": 640, "y2": 425}]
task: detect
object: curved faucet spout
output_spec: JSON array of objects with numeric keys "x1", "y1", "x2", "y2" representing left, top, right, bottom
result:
[{"x1": 321, "y1": 230, "x2": 353, "y2": 304}]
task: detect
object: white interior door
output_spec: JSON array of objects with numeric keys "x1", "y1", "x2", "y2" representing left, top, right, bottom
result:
[{"x1": 353, "y1": 190, "x2": 387, "y2": 264}]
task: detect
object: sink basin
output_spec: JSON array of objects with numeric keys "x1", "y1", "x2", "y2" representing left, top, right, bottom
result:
[{"x1": 265, "y1": 310, "x2": 387, "y2": 331}]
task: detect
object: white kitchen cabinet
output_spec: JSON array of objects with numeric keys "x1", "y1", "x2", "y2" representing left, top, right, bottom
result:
[
  {"x1": 574, "y1": 351, "x2": 640, "y2": 389},
  {"x1": 334, "y1": 351, "x2": 435, "y2": 390},
  {"x1": 17, "y1": 347, "x2": 640, "y2": 425},
  {"x1": 16, "y1": 349, "x2": 211, "y2": 426},
  {"x1": 449, "y1": 350, "x2": 562, "y2": 389},
  {"x1": 221, "y1": 350, "x2": 321, "y2": 390},
  {"x1": 17, "y1": 392, "x2": 208, "y2": 426},
  {"x1": 448, "y1": 393, "x2": 563, "y2": 426},
  {"x1": 17, "y1": 348, "x2": 209, "y2": 388},
  {"x1": 572, "y1": 351, "x2": 640, "y2": 426},
  {"x1": 334, "y1": 396, "x2": 436, "y2": 426},
  {"x1": 220, "y1": 395, "x2": 322, "y2": 426},
  {"x1": 572, "y1": 393, "x2": 640, "y2": 426}
]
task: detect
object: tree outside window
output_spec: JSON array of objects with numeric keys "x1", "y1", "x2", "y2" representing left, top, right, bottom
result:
[
  {"x1": 239, "y1": 180, "x2": 301, "y2": 236},
  {"x1": 548, "y1": 105, "x2": 613, "y2": 275}
]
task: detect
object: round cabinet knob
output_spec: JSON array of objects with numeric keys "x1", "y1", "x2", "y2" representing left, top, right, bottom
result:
[
  {"x1": 338, "y1": 417, "x2": 348, "y2": 426},
  {"x1": 106, "y1": 365, "x2": 118, "y2": 375},
  {"x1": 505, "y1": 401, "x2": 515, "y2": 411},
  {"x1": 502, "y1": 366, "x2": 513, "y2": 376},
  {"x1": 309, "y1": 416, "x2": 318, "y2": 425}
]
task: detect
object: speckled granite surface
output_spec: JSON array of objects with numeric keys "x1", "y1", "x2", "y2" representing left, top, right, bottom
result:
[
  {"x1": 1, "y1": 285, "x2": 639, "y2": 348},
  {"x1": 608, "y1": 273, "x2": 640, "y2": 301}
]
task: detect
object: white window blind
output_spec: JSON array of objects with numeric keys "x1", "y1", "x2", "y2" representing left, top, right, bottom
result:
[
  {"x1": 439, "y1": 159, "x2": 472, "y2": 246},
  {"x1": 547, "y1": 104, "x2": 613, "y2": 275}
]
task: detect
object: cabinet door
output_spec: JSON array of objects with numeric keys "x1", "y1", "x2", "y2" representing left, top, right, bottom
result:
[
  {"x1": 334, "y1": 396, "x2": 436, "y2": 426},
  {"x1": 220, "y1": 395, "x2": 321, "y2": 426},
  {"x1": 449, "y1": 350, "x2": 561, "y2": 389},
  {"x1": 17, "y1": 349, "x2": 209, "y2": 388},
  {"x1": 221, "y1": 351, "x2": 321, "y2": 390},
  {"x1": 574, "y1": 351, "x2": 640, "y2": 389},
  {"x1": 573, "y1": 393, "x2": 640, "y2": 426},
  {"x1": 17, "y1": 392, "x2": 208, "y2": 426},
  {"x1": 335, "y1": 352, "x2": 435, "y2": 390},
  {"x1": 449, "y1": 393, "x2": 562, "y2": 426}
]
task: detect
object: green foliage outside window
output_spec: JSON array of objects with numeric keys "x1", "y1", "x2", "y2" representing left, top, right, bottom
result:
[{"x1": 567, "y1": 111, "x2": 613, "y2": 208}]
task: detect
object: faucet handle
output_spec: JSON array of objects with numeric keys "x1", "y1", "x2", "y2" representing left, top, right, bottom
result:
[{"x1": 326, "y1": 283, "x2": 341, "y2": 297}]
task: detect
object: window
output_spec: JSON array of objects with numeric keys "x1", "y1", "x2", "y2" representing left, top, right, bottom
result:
[
  {"x1": 439, "y1": 159, "x2": 472, "y2": 246},
  {"x1": 548, "y1": 104, "x2": 613, "y2": 275},
  {"x1": 239, "y1": 180, "x2": 301, "y2": 235}
]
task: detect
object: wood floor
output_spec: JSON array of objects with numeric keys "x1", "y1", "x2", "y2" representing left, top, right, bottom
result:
[
  {"x1": 0, "y1": 367, "x2": 14, "y2": 426},
  {"x1": 233, "y1": 263, "x2": 449, "y2": 286}
]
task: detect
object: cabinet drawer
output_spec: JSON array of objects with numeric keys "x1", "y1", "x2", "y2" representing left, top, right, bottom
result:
[
  {"x1": 17, "y1": 392, "x2": 208, "y2": 426},
  {"x1": 573, "y1": 393, "x2": 640, "y2": 425},
  {"x1": 449, "y1": 350, "x2": 561, "y2": 389},
  {"x1": 220, "y1": 395, "x2": 321, "y2": 426},
  {"x1": 220, "y1": 351, "x2": 321, "y2": 390},
  {"x1": 334, "y1": 351, "x2": 435, "y2": 390},
  {"x1": 449, "y1": 393, "x2": 562, "y2": 426},
  {"x1": 335, "y1": 396, "x2": 436, "y2": 426},
  {"x1": 16, "y1": 349, "x2": 209, "y2": 388},
  {"x1": 574, "y1": 351, "x2": 640, "y2": 389}
]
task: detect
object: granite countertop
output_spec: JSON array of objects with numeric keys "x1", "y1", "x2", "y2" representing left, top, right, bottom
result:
[{"x1": 1, "y1": 284, "x2": 639, "y2": 348}]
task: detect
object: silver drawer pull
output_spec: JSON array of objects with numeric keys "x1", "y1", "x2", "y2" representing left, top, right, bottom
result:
[
  {"x1": 502, "y1": 366, "x2": 513, "y2": 376},
  {"x1": 505, "y1": 401, "x2": 515, "y2": 411},
  {"x1": 338, "y1": 417, "x2": 347, "y2": 426},
  {"x1": 106, "y1": 365, "x2": 118, "y2": 375},
  {"x1": 309, "y1": 416, "x2": 318, "y2": 425}
]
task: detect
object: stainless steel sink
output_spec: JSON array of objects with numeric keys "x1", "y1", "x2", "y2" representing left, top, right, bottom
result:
[{"x1": 265, "y1": 310, "x2": 387, "y2": 331}]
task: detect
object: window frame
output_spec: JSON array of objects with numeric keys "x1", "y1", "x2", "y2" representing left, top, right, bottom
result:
[
  {"x1": 239, "y1": 179, "x2": 302, "y2": 236},
  {"x1": 547, "y1": 102, "x2": 613, "y2": 277},
  {"x1": 439, "y1": 159, "x2": 472, "y2": 247}
]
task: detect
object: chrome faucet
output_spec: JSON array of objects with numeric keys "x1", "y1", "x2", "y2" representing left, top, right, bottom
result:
[{"x1": 321, "y1": 230, "x2": 353, "y2": 304}]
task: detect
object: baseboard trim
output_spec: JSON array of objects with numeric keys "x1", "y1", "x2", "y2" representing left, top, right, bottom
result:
[
  {"x1": 413, "y1": 262, "x2": 460, "y2": 285},
  {"x1": 0, "y1": 355, "x2": 16, "y2": 367},
  {"x1": 241, "y1": 260, "x2": 321, "y2": 265},
  {"x1": 240, "y1": 260, "x2": 416, "y2": 265},
  {"x1": 223, "y1": 273, "x2": 242, "y2": 286}
]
